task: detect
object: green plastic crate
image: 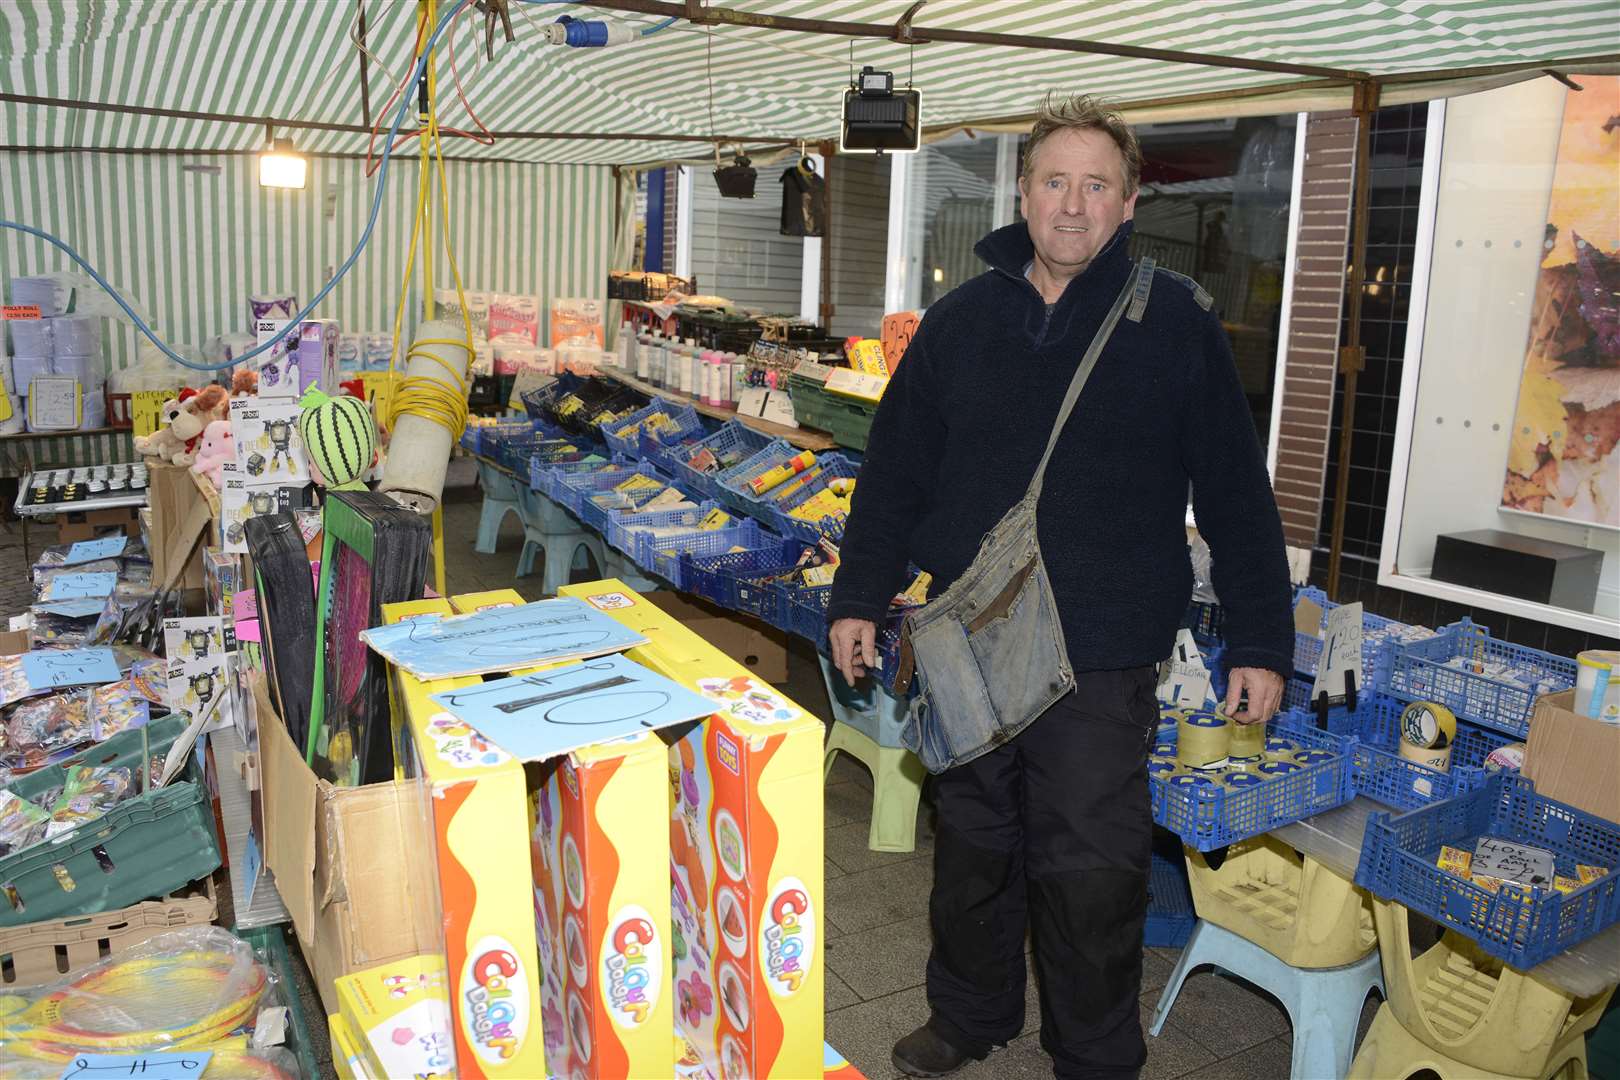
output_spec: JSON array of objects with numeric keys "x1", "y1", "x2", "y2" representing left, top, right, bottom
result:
[
  {"x1": 0, "y1": 713, "x2": 222, "y2": 927},
  {"x1": 240, "y1": 924, "x2": 321, "y2": 1080},
  {"x1": 787, "y1": 369, "x2": 878, "y2": 452}
]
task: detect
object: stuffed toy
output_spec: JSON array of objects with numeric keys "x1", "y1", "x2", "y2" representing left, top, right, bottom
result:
[
  {"x1": 170, "y1": 385, "x2": 230, "y2": 467},
  {"x1": 231, "y1": 368, "x2": 259, "y2": 396},
  {"x1": 132, "y1": 397, "x2": 187, "y2": 461},
  {"x1": 189, "y1": 419, "x2": 234, "y2": 489},
  {"x1": 297, "y1": 386, "x2": 378, "y2": 490}
]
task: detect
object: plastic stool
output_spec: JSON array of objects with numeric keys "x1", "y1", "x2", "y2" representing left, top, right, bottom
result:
[
  {"x1": 818, "y1": 655, "x2": 925, "y2": 853},
  {"x1": 601, "y1": 548, "x2": 662, "y2": 593},
  {"x1": 475, "y1": 462, "x2": 523, "y2": 554},
  {"x1": 518, "y1": 530, "x2": 606, "y2": 595},
  {"x1": 1151, "y1": 918, "x2": 1383, "y2": 1080},
  {"x1": 1185, "y1": 837, "x2": 1376, "y2": 969},
  {"x1": 1347, "y1": 896, "x2": 1615, "y2": 1080},
  {"x1": 517, "y1": 485, "x2": 579, "y2": 535}
]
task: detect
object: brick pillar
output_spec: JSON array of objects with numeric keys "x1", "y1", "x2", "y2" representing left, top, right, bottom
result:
[{"x1": 1274, "y1": 112, "x2": 1358, "y2": 550}]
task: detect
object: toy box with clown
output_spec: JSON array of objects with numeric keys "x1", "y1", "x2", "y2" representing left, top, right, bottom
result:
[
  {"x1": 382, "y1": 589, "x2": 678, "y2": 1080},
  {"x1": 560, "y1": 580, "x2": 825, "y2": 1080}
]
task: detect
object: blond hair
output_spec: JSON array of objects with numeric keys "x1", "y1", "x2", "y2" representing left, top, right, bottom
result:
[{"x1": 1021, "y1": 94, "x2": 1142, "y2": 197}]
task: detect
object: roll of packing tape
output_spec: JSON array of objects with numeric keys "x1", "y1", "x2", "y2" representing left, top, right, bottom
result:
[
  {"x1": 1169, "y1": 772, "x2": 1219, "y2": 793},
  {"x1": 1177, "y1": 711, "x2": 1230, "y2": 771},
  {"x1": 1264, "y1": 735, "x2": 1301, "y2": 757},
  {"x1": 1221, "y1": 771, "x2": 1266, "y2": 791},
  {"x1": 1152, "y1": 741, "x2": 1178, "y2": 758},
  {"x1": 1257, "y1": 760, "x2": 1302, "y2": 778},
  {"x1": 1398, "y1": 737, "x2": 1452, "y2": 773},
  {"x1": 1147, "y1": 757, "x2": 1181, "y2": 779},
  {"x1": 1293, "y1": 748, "x2": 1337, "y2": 767},
  {"x1": 1227, "y1": 719, "x2": 1266, "y2": 761},
  {"x1": 1400, "y1": 701, "x2": 1457, "y2": 749},
  {"x1": 1575, "y1": 650, "x2": 1620, "y2": 722}
]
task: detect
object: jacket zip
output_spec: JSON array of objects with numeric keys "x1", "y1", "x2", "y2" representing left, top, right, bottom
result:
[{"x1": 995, "y1": 266, "x2": 1053, "y2": 348}]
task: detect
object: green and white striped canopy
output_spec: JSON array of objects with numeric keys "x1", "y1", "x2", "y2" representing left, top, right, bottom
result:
[{"x1": 2, "y1": 0, "x2": 1617, "y2": 166}]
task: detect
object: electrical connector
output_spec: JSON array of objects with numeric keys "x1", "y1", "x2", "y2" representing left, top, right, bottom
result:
[{"x1": 545, "y1": 15, "x2": 637, "y2": 47}]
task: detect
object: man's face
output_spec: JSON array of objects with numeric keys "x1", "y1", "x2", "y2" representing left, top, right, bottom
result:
[{"x1": 1019, "y1": 127, "x2": 1138, "y2": 276}]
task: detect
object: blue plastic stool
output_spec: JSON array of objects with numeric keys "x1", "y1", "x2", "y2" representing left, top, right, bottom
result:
[
  {"x1": 518, "y1": 529, "x2": 607, "y2": 595},
  {"x1": 1151, "y1": 919, "x2": 1384, "y2": 1080},
  {"x1": 818, "y1": 654, "x2": 926, "y2": 853},
  {"x1": 517, "y1": 485, "x2": 580, "y2": 535},
  {"x1": 601, "y1": 549, "x2": 661, "y2": 593},
  {"x1": 475, "y1": 462, "x2": 523, "y2": 554}
]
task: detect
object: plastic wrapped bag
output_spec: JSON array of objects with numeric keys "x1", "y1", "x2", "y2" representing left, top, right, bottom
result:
[
  {"x1": 5, "y1": 689, "x2": 93, "y2": 761},
  {"x1": 0, "y1": 927, "x2": 273, "y2": 1066},
  {"x1": 0, "y1": 789, "x2": 49, "y2": 856},
  {"x1": 43, "y1": 763, "x2": 132, "y2": 838},
  {"x1": 88, "y1": 682, "x2": 150, "y2": 741},
  {"x1": 1189, "y1": 534, "x2": 1219, "y2": 604}
]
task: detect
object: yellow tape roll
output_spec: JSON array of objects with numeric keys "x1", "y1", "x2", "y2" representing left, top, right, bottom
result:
[
  {"x1": 1177, "y1": 711, "x2": 1231, "y2": 770},
  {"x1": 1400, "y1": 700, "x2": 1457, "y2": 749},
  {"x1": 1227, "y1": 719, "x2": 1266, "y2": 761}
]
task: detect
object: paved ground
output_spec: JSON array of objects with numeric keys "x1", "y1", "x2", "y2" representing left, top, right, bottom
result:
[{"x1": 1, "y1": 480, "x2": 1364, "y2": 1079}]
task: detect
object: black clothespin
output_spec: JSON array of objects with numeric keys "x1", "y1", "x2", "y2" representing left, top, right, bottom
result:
[{"x1": 474, "y1": 0, "x2": 515, "y2": 62}]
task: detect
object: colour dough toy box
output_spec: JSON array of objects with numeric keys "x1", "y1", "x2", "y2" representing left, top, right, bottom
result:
[
  {"x1": 385, "y1": 589, "x2": 677, "y2": 1080},
  {"x1": 530, "y1": 730, "x2": 673, "y2": 1079},
  {"x1": 561, "y1": 579, "x2": 825, "y2": 1080}
]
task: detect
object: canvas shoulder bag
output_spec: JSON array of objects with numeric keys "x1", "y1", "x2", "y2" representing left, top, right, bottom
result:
[{"x1": 893, "y1": 257, "x2": 1158, "y2": 773}]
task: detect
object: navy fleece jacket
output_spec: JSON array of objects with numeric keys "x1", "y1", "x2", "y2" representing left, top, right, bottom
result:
[{"x1": 826, "y1": 220, "x2": 1295, "y2": 679}]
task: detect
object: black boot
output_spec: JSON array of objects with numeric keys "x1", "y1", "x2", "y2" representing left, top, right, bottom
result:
[{"x1": 892, "y1": 1023, "x2": 985, "y2": 1077}]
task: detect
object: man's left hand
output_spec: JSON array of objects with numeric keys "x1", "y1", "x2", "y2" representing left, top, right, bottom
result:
[{"x1": 1223, "y1": 667, "x2": 1284, "y2": 725}]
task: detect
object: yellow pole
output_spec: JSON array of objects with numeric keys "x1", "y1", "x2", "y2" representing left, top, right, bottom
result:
[{"x1": 418, "y1": 0, "x2": 448, "y2": 597}]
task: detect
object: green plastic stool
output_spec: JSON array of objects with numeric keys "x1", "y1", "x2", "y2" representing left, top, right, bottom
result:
[{"x1": 818, "y1": 655, "x2": 926, "y2": 853}]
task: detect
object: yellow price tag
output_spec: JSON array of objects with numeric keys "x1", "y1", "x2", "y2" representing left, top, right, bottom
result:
[
  {"x1": 130, "y1": 389, "x2": 171, "y2": 437},
  {"x1": 0, "y1": 390, "x2": 11, "y2": 424}
]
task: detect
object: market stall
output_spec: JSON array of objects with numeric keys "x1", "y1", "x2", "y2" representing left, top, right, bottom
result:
[{"x1": 1, "y1": 2, "x2": 1617, "y2": 1078}]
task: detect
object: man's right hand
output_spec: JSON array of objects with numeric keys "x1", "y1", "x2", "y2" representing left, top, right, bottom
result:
[{"x1": 829, "y1": 618, "x2": 878, "y2": 687}]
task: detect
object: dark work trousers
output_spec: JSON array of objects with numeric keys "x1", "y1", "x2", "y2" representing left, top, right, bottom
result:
[{"x1": 925, "y1": 666, "x2": 1157, "y2": 1079}]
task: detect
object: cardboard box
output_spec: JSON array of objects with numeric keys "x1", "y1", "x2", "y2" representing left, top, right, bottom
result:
[
  {"x1": 257, "y1": 674, "x2": 441, "y2": 1016},
  {"x1": 1525, "y1": 690, "x2": 1620, "y2": 824},
  {"x1": 561, "y1": 580, "x2": 824, "y2": 1080},
  {"x1": 55, "y1": 504, "x2": 142, "y2": 544},
  {"x1": 383, "y1": 593, "x2": 578, "y2": 1079},
  {"x1": 335, "y1": 954, "x2": 456, "y2": 1080},
  {"x1": 148, "y1": 460, "x2": 210, "y2": 590},
  {"x1": 530, "y1": 720, "x2": 672, "y2": 1079},
  {"x1": 645, "y1": 589, "x2": 790, "y2": 684}
]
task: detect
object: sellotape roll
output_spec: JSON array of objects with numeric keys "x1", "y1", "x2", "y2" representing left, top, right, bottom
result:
[
  {"x1": 1177, "y1": 711, "x2": 1230, "y2": 771},
  {"x1": 1227, "y1": 718, "x2": 1266, "y2": 761},
  {"x1": 1399, "y1": 701, "x2": 1456, "y2": 750}
]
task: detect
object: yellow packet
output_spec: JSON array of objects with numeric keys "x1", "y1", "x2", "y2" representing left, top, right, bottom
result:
[
  {"x1": 1554, "y1": 875, "x2": 1584, "y2": 894},
  {"x1": 1436, "y1": 845, "x2": 1472, "y2": 880},
  {"x1": 900, "y1": 571, "x2": 933, "y2": 606},
  {"x1": 802, "y1": 563, "x2": 838, "y2": 587},
  {"x1": 698, "y1": 507, "x2": 732, "y2": 530},
  {"x1": 1577, "y1": 864, "x2": 1609, "y2": 885}
]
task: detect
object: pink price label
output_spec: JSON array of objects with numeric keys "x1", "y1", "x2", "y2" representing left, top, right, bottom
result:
[{"x1": 1, "y1": 305, "x2": 41, "y2": 320}]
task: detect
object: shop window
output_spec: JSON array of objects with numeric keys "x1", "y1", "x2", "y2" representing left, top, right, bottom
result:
[
  {"x1": 1130, "y1": 115, "x2": 1299, "y2": 446},
  {"x1": 685, "y1": 159, "x2": 807, "y2": 314},
  {"x1": 1376, "y1": 78, "x2": 1619, "y2": 641},
  {"x1": 826, "y1": 153, "x2": 892, "y2": 338}
]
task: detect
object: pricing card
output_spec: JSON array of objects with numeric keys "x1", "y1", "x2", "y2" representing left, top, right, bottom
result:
[{"x1": 1312, "y1": 602, "x2": 1364, "y2": 702}]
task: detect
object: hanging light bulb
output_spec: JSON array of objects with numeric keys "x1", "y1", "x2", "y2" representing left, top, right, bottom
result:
[{"x1": 260, "y1": 125, "x2": 308, "y2": 190}]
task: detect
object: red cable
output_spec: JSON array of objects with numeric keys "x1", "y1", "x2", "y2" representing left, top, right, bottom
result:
[{"x1": 448, "y1": 4, "x2": 495, "y2": 145}]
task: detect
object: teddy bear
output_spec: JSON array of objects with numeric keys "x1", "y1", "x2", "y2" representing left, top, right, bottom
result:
[
  {"x1": 169, "y1": 385, "x2": 230, "y2": 468},
  {"x1": 189, "y1": 419, "x2": 234, "y2": 489},
  {"x1": 132, "y1": 397, "x2": 187, "y2": 461}
]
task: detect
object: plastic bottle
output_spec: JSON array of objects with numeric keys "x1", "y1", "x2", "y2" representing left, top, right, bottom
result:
[
  {"x1": 702, "y1": 350, "x2": 721, "y2": 406},
  {"x1": 716, "y1": 351, "x2": 735, "y2": 407},
  {"x1": 617, "y1": 320, "x2": 634, "y2": 370},
  {"x1": 635, "y1": 330, "x2": 652, "y2": 380},
  {"x1": 649, "y1": 332, "x2": 666, "y2": 387}
]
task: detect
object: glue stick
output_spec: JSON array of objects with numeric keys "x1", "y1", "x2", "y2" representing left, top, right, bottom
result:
[{"x1": 748, "y1": 450, "x2": 816, "y2": 495}]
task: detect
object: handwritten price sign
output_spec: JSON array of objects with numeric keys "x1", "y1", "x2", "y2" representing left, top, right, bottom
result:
[{"x1": 130, "y1": 389, "x2": 172, "y2": 438}]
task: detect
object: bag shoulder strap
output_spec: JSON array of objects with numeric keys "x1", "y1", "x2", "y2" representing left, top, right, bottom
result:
[{"x1": 1028, "y1": 257, "x2": 1155, "y2": 500}]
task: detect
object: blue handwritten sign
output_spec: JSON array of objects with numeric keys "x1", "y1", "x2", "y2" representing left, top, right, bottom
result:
[
  {"x1": 360, "y1": 596, "x2": 647, "y2": 679},
  {"x1": 32, "y1": 598, "x2": 108, "y2": 619},
  {"x1": 62, "y1": 536, "x2": 128, "y2": 565},
  {"x1": 20, "y1": 647, "x2": 121, "y2": 690},
  {"x1": 59, "y1": 1050, "x2": 213, "y2": 1079},
  {"x1": 43, "y1": 572, "x2": 118, "y2": 601}
]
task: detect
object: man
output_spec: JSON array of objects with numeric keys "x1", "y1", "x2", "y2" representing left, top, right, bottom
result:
[{"x1": 827, "y1": 95, "x2": 1295, "y2": 1079}]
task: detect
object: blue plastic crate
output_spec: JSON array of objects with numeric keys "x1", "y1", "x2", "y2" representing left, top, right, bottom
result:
[
  {"x1": 785, "y1": 582, "x2": 834, "y2": 648},
  {"x1": 681, "y1": 538, "x2": 807, "y2": 609},
  {"x1": 1150, "y1": 720, "x2": 1356, "y2": 851},
  {"x1": 713, "y1": 438, "x2": 798, "y2": 517},
  {"x1": 528, "y1": 453, "x2": 607, "y2": 499},
  {"x1": 605, "y1": 501, "x2": 718, "y2": 557},
  {"x1": 669, "y1": 421, "x2": 776, "y2": 504},
  {"x1": 1145, "y1": 850, "x2": 1196, "y2": 949},
  {"x1": 570, "y1": 463, "x2": 673, "y2": 532},
  {"x1": 766, "y1": 452, "x2": 860, "y2": 543},
  {"x1": 521, "y1": 379, "x2": 567, "y2": 421},
  {"x1": 1292, "y1": 586, "x2": 1429, "y2": 687},
  {"x1": 642, "y1": 430, "x2": 707, "y2": 476},
  {"x1": 1383, "y1": 619, "x2": 1578, "y2": 739},
  {"x1": 554, "y1": 459, "x2": 657, "y2": 515},
  {"x1": 1355, "y1": 774, "x2": 1620, "y2": 967},
  {"x1": 604, "y1": 400, "x2": 705, "y2": 460},
  {"x1": 1281, "y1": 692, "x2": 1514, "y2": 811},
  {"x1": 644, "y1": 520, "x2": 771, "y2": 590}
]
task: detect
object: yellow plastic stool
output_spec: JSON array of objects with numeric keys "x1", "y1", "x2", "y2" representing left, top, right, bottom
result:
[
  {"x1": 1348, "y1": 896, "x2": 1615, "y2": 1080},
  {"x1": 823, "y1": 721, "x2": 927, "y2": 854},
  {"x1": 1186, "y1": 835, "x2": 1376, "y2": 968}
]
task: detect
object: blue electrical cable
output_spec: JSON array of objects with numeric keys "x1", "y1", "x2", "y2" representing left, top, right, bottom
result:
[
  {"x1": 640, "y1": 16, "x2": 678, "y2": 36},
  {"x1": 0, "y1": 0, "x2": 471, "y2": 373}
]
